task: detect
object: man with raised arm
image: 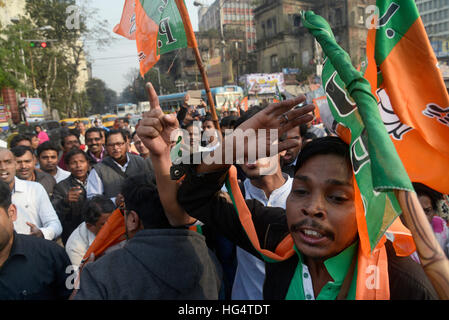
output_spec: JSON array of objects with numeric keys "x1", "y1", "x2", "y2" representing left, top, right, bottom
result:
[{"x1": 137, "y1": 83, "x2": 438, "y2": 300}]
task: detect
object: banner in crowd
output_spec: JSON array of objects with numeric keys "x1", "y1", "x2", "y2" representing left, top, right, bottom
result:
[
  {"x1": 243, "y1": 73, "x2": 285, "y2": 95},
  {"x1": 26, "y1": 98, "x2": 44, "y2": 117},
  {"x1": 114, "y1": 0, "x2": 198, "y2": 77}
]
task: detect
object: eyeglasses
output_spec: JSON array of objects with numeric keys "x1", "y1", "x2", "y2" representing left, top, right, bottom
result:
[
  {"x1": 106, "y1": 142, "x2": 126, "y2": 148},
  {"x1": 86, "y1": 137, "x2": 102, "y2": 143}
]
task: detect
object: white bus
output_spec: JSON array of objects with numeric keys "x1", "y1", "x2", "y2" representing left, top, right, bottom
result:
[{"x1": 115, "y1": 103, "x2": 137, "y2": 117}]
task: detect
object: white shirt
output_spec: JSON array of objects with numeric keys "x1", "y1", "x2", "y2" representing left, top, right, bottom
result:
[
  {"x1": 65, "y1": 222, "x2": 96, "y2": 266},
  {"x1": 231, "y1": 174, "x2": 293, "y2": 300},
  {"x1": 54, "y1": 166, "x2": 71, "y2": 183},
  {"x1": 86, "y1": 154, "x2": 130, "y2": 203},
  {"x1": 12, "y1": 177, "x2": 62, "y2": 240}
]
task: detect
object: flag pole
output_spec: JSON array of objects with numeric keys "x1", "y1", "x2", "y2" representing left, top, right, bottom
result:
[
  {"x1": 396, "y1": 190, "x2": 449, "y2": 299},
  {"x1": 174, "y1": 0, "x2": 221, "y2": 132},
  {"x1": 192, "y1": 46, "x2": 221, "y2": 131}
]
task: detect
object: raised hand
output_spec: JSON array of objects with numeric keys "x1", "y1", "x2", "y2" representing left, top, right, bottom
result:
[
  {"x1": 137, "y1": 82, "x2": 180, "y2": 158},
  {"x1": 232, "y1": 96, "x2": 315, "y2": 162}
]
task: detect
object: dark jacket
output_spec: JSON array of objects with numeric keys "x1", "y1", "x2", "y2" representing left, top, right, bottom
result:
[
  {"x1": 0, "y1": 232, "x2": 72, "y2": 300},
  {"x1": 34, "y1": 169, "x2": 56, "y2": 197},
  {"x1": 177, "y1": 166, "x2": 439, "y2": 300},
  {"x1": 73, "y1": 229, "x2": 223, "y2": 300},
  {"x1": 51, "y1": 175, "x2": 87, "y2": 245},
  {"x1": 93, "y1": 153, "x2": 150, "y2": 199}
]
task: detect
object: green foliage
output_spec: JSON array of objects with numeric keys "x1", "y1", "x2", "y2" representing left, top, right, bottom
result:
[
  {"x1": 0, "y1": 19, "x2": 33, "y2": 90},
  {"x1": 86, "y1": 78, "x2": 117, "y2": 115},
  {"x1": 0, "y1": 0, "x2": 112, "y2": 118},
  {"x1": 120, "y1": 67, "x2": 177, "y2": 104}
]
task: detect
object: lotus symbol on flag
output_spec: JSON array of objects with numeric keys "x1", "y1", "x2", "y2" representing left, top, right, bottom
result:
[
  {"x1": 376, "y1": 89, "x2": 413, "y2": 140},
  {"x1": 422, "y1": 104, "x2": 449, "y2": 126}
]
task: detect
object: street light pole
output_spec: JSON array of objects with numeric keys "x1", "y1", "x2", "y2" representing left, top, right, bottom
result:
[
  {"x1": 11, "y1": 19, "x2": 28, "y2": 97},
  {"x1": 10, "y1": 19, "x2": 55, "y2": 97}
]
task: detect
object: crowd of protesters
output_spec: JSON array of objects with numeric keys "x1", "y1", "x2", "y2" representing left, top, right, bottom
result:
[{"x1": 0, "y1": 84, "x2": 448, "y2": 300}]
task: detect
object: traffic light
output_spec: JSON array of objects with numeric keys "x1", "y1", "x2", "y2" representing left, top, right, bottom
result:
[{"x1": 29, "y1": 41, "x2": 50, "y2": 48}]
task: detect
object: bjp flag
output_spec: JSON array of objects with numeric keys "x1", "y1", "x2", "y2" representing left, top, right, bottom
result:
[
  {"x1": 365, "y1": 0, "x2": 449, "y2": 194},
  {"x1": 114, "y1": 0, "x2": 198, "y2": 77},
  {"x1": 240, "y1": 96, "x2": 249, "y2": 112},
  {"x1": 113, "y1": 0, "x2": 136, "y2": 40}
]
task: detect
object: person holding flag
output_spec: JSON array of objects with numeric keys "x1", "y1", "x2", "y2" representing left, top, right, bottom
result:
[
  {"x1": 305, "y1": 0, "x2": 449, "y2": 298},
  {"x1": 135, "y1": 2, "x2": 448, "y2": 299},
  {"x1": 137, "y1": 83, "x2": 438, "y2": 300}
]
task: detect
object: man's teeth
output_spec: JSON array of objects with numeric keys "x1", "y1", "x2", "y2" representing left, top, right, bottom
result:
[{"x1": 303, "y1": 229, "x2": 323, "y2": 238}]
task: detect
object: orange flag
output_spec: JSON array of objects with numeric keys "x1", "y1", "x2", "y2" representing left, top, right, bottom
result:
[
  {"x1": 113, "y1": 0, "x2": 136, "y2": 40},
  {"x1": 114, "y1": 0, "x2": 198, "y2": 77},
  {"x1": 365, "y1": 1, "x2": 449, "y2": 194},
  {"x1": 81, "y1": 208, "x2": 126, "y2": 264}
]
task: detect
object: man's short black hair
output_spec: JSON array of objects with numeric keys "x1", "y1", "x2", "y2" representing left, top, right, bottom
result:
[
  {"x1": 121, "y1": 172, "x2": 171, "y2": 229},
  {"x1": 299, "y1": 123, "x2": 308, "y2": 137},
  {"x1": 37, "y1": 141, "x2": 60, "y2": 157},
  {"x1": 10, "y1": 134, "x2": 31, "y2": 149},
  {"x1": 122, "y1": 129, "x2": 131, "y2": 142},
  {"x1": 106, "y1": 129, "x2": 127, "y2": 144},
  {"x1": 131, "y1": 131, "x2": 140, "y2": 140},
  {"x1": 82, "y1": 195, "x2": 115, "y2": 226},
  {"x1": 11, "y1": 145, "x2": 34, "y2": 158},
  {"x1": 61, "y1": 129, "x2": 80, "y2": 147},
  {"x1": 233, "y1": 105, "x2": 265, "y2": 129},
  {"x1": 64, "y1": 148, "x2": 89, "y2": 166},
  {"x1": 25, "y1": 132, "x2": 37, "y2": 139},
  {"x1": 0, "y1": 180, "x2": 12, "y2": 211},
  {"x1": 85, "y1": 127, "x2": 103, "y2": 139},
  {"x1": 220, "y1": 116, "x2": 238, "y2": 128},
  {"x1": 413, "y1": 182, "x2": 443, "y2": 211},
  {"x1": 294, "y1": 136, "x2": 351, "y2": 175}
]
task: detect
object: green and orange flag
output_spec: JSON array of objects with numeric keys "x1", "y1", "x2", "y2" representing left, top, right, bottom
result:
[
  {"x1": 273, "y1": 84, "x2": 284, "y2": 103},
  {"x1": 364, "y1": 0, "x2": 449, "y2": 195},
  {"x1": 301, "y1": 10, "x2": 415, "y2": 256},
  {"x1": 114, "y1": 0, "x2": 198, "y2": 77}
]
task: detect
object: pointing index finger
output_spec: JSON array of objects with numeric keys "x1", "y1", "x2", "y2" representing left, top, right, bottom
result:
[{"x1": 146, "y1": 82, "x2": 161, "y2": 111}]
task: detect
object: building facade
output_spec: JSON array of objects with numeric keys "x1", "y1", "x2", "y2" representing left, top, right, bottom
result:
[
  {"x1": 253, "y1": 0, "x2": 375, "y2": 76},
  {"x1": 198, "y1": 0, "x2": 257, "y2": 53},
  {"x1": 416, "y1": 0, "x2": 449, "y2": 60}
]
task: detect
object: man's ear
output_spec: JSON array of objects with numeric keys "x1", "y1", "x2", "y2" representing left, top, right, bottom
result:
[
  {"x1": 8, "y1": 204, "x2": 17, "y2": 222},
  {"x1": 125, "y1": 210, "x2": 141, "y2": 233}
]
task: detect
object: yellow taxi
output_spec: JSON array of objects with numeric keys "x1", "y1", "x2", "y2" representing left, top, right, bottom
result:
[
  {"x1": 59, "y1": 118, "x2": 78, "y2": 129},
  {"x1": 78, "y1": 117, "x2": 92, "y2": 129},
  {"x1": 101, "y1": 114, "x2": 118, "y2": 129}
]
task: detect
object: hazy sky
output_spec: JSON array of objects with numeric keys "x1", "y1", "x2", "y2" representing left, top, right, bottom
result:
[{"x1": 85, "y1": 0, "x2": 212, "y2": 95}]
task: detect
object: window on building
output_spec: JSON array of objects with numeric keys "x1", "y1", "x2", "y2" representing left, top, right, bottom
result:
[
  {"x1": 271, "y1": 54, "x2": 279, "y2": 71},
  {"x1": 290, "y1": 54, "x2": 297, "y2": 66},
  {"x1": 358, "y1": 7, "x2": 365, "y2": 25},
  {"x1": 293, "y1": 14, "x2": 302, "y2": 27},
  {"x1": 335, "y1": 8, "x2": 343, "y2": 26}
]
